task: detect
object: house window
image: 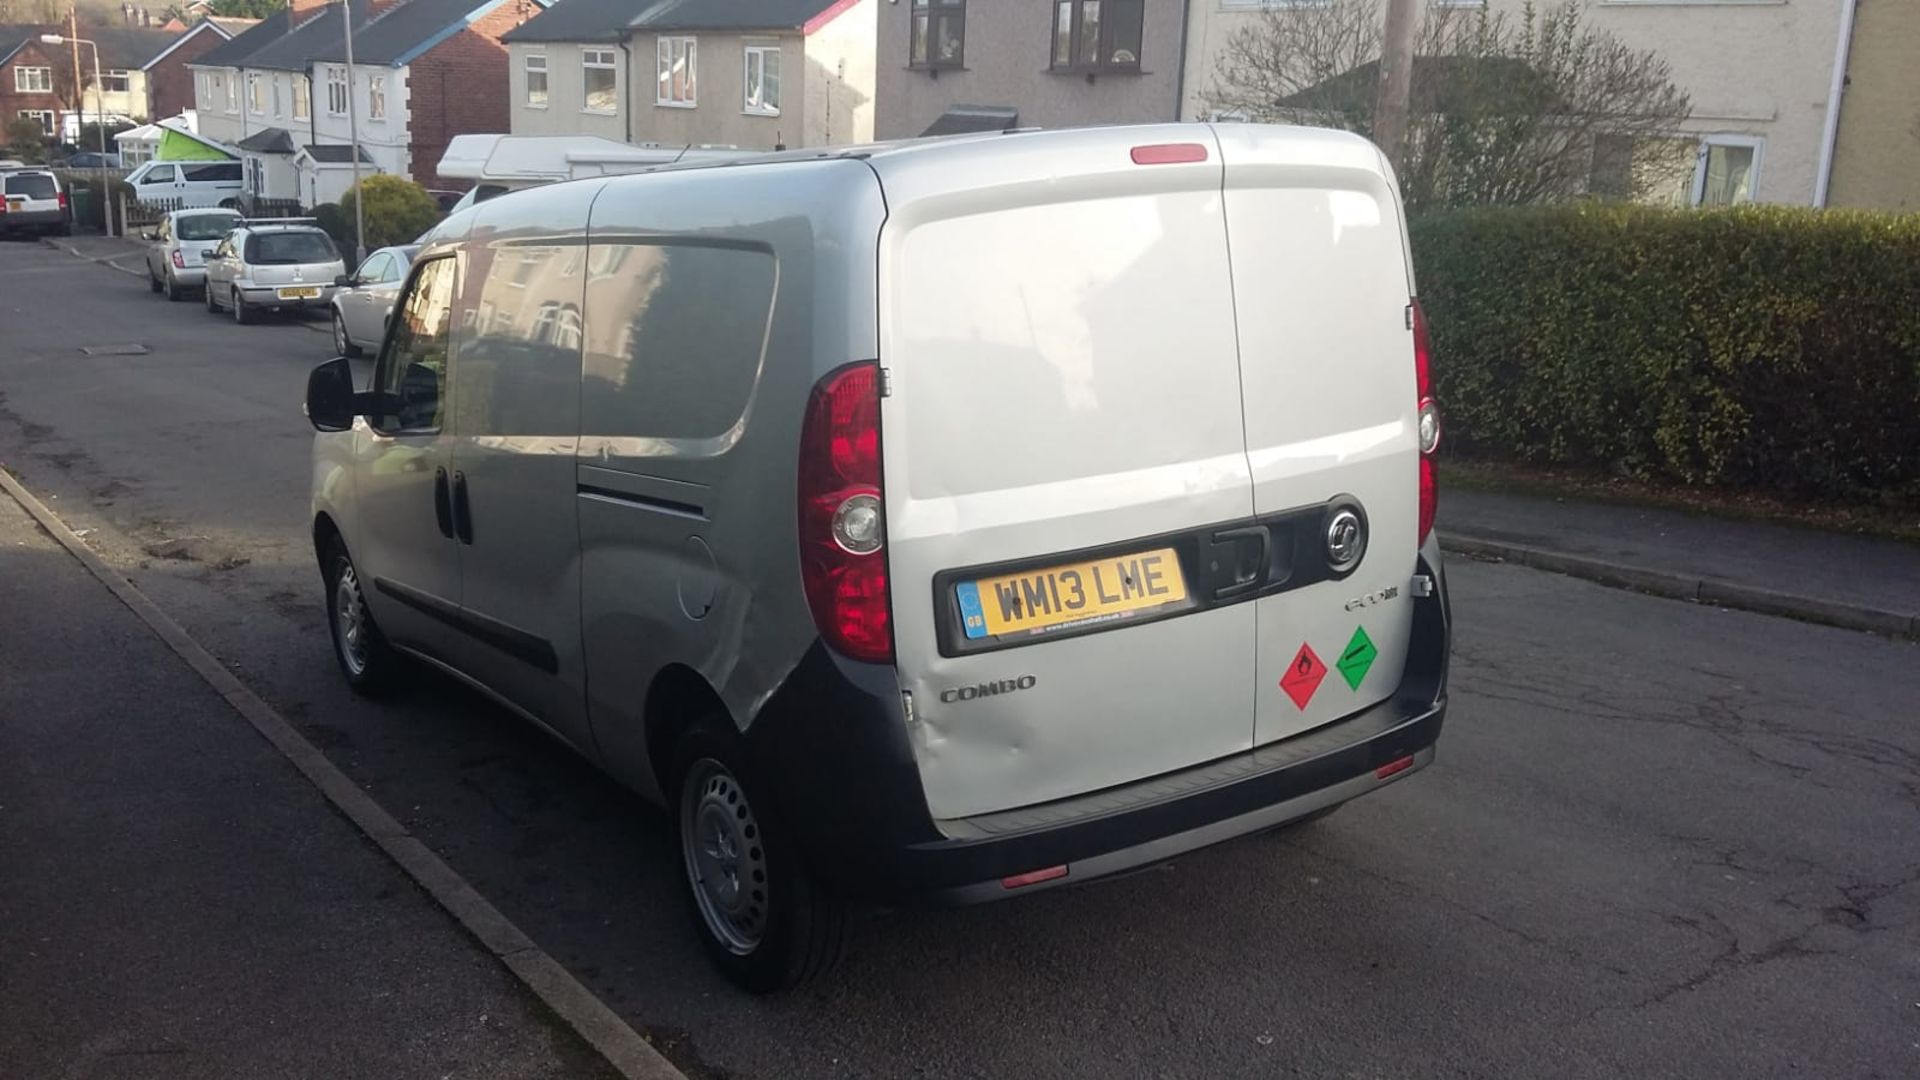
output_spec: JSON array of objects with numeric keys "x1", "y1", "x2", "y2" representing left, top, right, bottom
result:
[
  {"x1": 909, "y1": 0, "x2": 964, "y2": 69},
  {"x1": 584, "y1": 47, "x2": 619, "y2": 112},
  {"x1": 524, "y1": 53, "x2": 548, "y2": 107},
  {"x1": 226, "y1": 71, "x2": 238, "y2": 112},
  {"x1": 743, "y1": 44, "x2": 780, "y2": 115},
  {"x1": 293, "y1": 74, "x2": 309, "y2": 120},
  {"x1": 655, "y1": 37, "x2": 695, "y2": 107},
  {"x1": 100, "y1": 69, "x2": 132, "y2": 94},
  {"x1": 368, "y1": 73, "x2": 386, "y2": 121},
  {"x1": 1051, "y1": 0, "x2": 1144, "y2": 72},
  {"x1": 325, "y1": 66, "x2": 348, "y2": 116},
  {"x1": 14, "y1": 66, "x2": 51, "y2": 93},
  {"x1": 17, "y1": 109, "x2": 55, "y2": 136},
  {"x1": 1694, "y1": 136, "x2": 1762, "y2": 206},
  {"x1": 248, "y1": 71, "x2": 264, "y2": 114}
]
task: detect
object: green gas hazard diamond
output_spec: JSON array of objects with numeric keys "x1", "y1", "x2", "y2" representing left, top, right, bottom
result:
[{"x1": 1337, "y1": 626, "x2": 1377, "y2": 690}]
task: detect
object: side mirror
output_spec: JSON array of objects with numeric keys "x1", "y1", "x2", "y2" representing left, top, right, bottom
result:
[
  {"x1": 305, "y1": 357, "x2": 358, "y2": 432},
  {"x1": 335, "y1": 274, "x2": 355, "y2": 288}
]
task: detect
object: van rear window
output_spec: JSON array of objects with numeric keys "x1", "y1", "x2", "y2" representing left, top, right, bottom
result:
[
  {"x1": 4, "y1": 174, "x2": 55, "y2": 198},
  {"x1": 581, "y1": 242, "x2": 775, "y2": 441}
]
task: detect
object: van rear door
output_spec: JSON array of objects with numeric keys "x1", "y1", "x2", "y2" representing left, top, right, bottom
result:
[
  {"x1": 1213, "y1": 126, "x2": 1422, "y2": 749},
  {"x1": 875, "y1": 127, "x2": 1258, "y2": 822}
]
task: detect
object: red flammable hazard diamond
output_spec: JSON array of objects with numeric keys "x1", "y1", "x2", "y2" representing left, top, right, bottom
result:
[{"x1": 1280, "y1": 642, "x2": 1327, "y2": 710}]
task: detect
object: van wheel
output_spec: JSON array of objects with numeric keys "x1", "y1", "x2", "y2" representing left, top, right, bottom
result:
[
  {"x1": 674, "y1": 727, "x2": 847, "y2": 993},
  {"x1": 231, "y1": 287, "x2": 252, "y2": 325},
  {"x1": 323, "y1": 541, "x2": 401, "y2": 695}
]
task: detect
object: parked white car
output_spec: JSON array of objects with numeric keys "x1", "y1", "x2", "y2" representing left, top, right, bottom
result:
[
  {"x1": 125, "y1": 159, "x2": 244, "y2": 209},
  {"x1": 329, "y1": 244, "x2": 418, "y2": 357},
  {"x1": 143, "y1": 207, "x2": 243, "y2": 301},
  {"x1": 202, "y1": 221, "x2": 345, "y2": 324}
]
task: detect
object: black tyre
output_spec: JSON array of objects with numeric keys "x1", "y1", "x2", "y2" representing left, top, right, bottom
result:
[
  {"x1": 163, "y1": 272, "x2": 182, "y2": 302},
  {"x1": 148, "y1": 267, "x2": 162, "y2": 293},
  {"x1": 204, "y1": 280, "x2": 220, "y2": 313},
  {"x1": 674, "y1": 726, "x2": 847, "y2": 993},
  {"x1": 231, "y1": 287, "x2": 252, "y2": 325},
  {"x1": 322, "y1": 540, "x2": 401, "y2": 695},
  {"x1": 332, "y1": 309, "x2": 361, "y2": 357}
]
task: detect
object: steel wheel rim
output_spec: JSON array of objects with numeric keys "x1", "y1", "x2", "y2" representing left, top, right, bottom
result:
[
  {"x1": 333, "y1": 561, "x2": 369, "y2": 677},
  {"x1": 680, "y1": 759, "x2": 770, "y2": 955},
  {"x1": 333, "y1": 312, "x2": 348, "y2": 354}
]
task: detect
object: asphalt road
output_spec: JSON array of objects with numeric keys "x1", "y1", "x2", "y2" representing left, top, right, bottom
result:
[{"x1": 3, "y1": 237, "x2": 1917, "y2": 1079}]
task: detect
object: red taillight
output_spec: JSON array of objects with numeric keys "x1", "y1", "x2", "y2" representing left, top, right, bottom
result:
[
  {"x1": 799, "y1": 362, "x2": 892, "y2": 663},
  {"x1": 1002, "y1": 865, "x2": 1068, "y2": 890},
  {"x1": 171, "y1": 250, "x2": 186, "y2": 269},
  {"x1": 1130, "y1": 142, "x2": 1208, "y2": 165},
  {"x1": 57, "y1": 190, "x2": 69, "y2": 209},
  {"x1": 1376, "y1": 755, "x2": 1416, "y2": 780},
  {"x1": 1411, "y1": 299, "x2": 1440, "y2": 544}
]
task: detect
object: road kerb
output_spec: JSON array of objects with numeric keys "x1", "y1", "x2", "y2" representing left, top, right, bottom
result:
[
  {"x1": 1440, "y1": 530, "x2": 1917, "y2": 640},
  {"x1": 0, "y1": 463, "x2": 687, "y2": 1080},
  {"x1": 39, "y1": 235, "x2": 145, "y2": 277}
]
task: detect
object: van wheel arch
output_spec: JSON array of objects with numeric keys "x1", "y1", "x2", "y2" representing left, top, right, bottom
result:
[
  {"x1": 645, "y1": 664, "x2": 730, "y2": 797},
  {"x1": 312, "y1": 513, "x2": 344, "y2": 577}
]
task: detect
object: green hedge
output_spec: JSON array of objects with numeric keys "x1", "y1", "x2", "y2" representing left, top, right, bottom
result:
[{"x1": 1410, "y1": 204, "x2": 1920, "y2": 507}]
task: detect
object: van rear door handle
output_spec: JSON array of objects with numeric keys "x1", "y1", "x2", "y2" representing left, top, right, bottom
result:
[
  {"x1": 1207, "y1": 525, "x2": 1270, "y2": 600},
  {"x1": 432, "y1": 467, "x2": 454, "y2": 539},
  {"x1": 451, "y1": 470, "x2": 473, "y2": 545}
]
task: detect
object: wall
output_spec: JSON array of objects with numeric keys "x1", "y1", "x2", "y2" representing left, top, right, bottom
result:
[
  {"x1": 508, "y1": 41, "x2": 627, "y2": 140},
  {"x1": 633, "y1": 30, "x2": 805, "y2": 149},
  {"x1": 149, "y1": 27, "x2": 227, "y2": 119},
  {"x1": 408, "y1": 0, "x2": 538, "y2": 188},
  {"x1": 802, "y1": 0, "x2": 875, "y2": 145},
  {"x1": 1827, "y1": 0, "x2": 1920, "y2": 211},
  {"x1": 1181, "y1": 0, "x2": 1846, "y2": 206},
  {"x1": 190, "y1": 65, "x2": 245, "y2": 144},
  {"x1": 874, "y1": 0, "x2": 1184, "y2": 139},
  {"x1": 308, "y1": 62, "x2": 410, "y2": 179}
]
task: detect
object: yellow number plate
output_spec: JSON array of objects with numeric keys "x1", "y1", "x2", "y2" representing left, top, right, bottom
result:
[
  {"x1": 278, "y1": 286, "x2": 320, "y2": 299},
  {"x1": 957, "y1": 547, "x2": 1187, "y2": 641}
]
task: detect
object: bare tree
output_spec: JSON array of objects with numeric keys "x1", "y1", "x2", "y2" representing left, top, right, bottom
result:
[{"x1": 1202, "y1": 0, "x2": 1692, "y2": 211}]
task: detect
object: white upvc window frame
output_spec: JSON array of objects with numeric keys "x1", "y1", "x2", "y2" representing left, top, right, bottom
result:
[
  {"x1": 367, "y1": 72, "x2": 386, "y2": 121},
  {"x1": 582, "y1": 46, "x2": 619, "y2": 114},
  {"x1": 225, "y1": 70, "x2": 239, "y2": 112},
  {"x1": 14, "y1": 66, "x2": 52, "y2": 93},
  {"x1": 523, "y1": 52, "x2": 548, "y2": 108},
  {"x1": 655, "y1": 35, "x2": 696, "y2": 108},
  {"x1": 325, "y1": 65, "x2": 348, "y2": 117},
  {"x1": 17, "y1": 108, "x2": 56, "y2": 136},
  {"x1": 293, "y1": 73, "x2": 309, "y2": 120},
  {"x1": 100, "y1": 68, "x2": 133, "y2": 93},
  {"x1": 742, "y1": 43, "x2": 780, "y2": 116},
  {"x1": 1691, "y1": 133, "x2": 1765, "y2": 206},
  {"x1": 247, "y1": 71, "x2": 265, "y2": 114}
]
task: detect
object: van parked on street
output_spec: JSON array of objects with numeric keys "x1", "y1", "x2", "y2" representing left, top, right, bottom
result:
[
  {"x1": 304, "y1": 124, "x2": 1451, "y2": 993},
  {"x1": 125, "y1": 159, "x2": 244, "y2": 208}
]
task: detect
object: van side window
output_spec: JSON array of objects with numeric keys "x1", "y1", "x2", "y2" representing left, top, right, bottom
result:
[
  {"x1": 581, "y1": 242, "x2": 775, "y2": 441},
  {"x1": 455, "y1": 242, "x2": 582, "y2": 438},
  {"x1": 373, "y1": 257, "x2": 456, "y2": 434}
]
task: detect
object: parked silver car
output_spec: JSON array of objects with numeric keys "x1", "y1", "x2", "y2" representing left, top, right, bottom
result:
[
  {"x1": 202, "y1": 221, "x2": 345, "y2": 324},
  {"x1": 143, "y1": 208, "x2": 243, "y2": 301},
  {"x1": 329, "y1": 244, "x2": 417, "y2": 357}
]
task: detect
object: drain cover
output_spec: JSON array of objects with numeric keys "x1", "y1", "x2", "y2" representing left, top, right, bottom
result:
[{"x1": 79, "y1": 344, "x2": 150, "y2": 356}]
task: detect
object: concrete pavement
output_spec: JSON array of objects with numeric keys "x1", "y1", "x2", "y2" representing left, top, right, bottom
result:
[
  {"x1": 1441, "y1": 488, "x2": 1920, "y2": 637},
  {"x1": 0, "y1": 482, "x2": 619, "y2": 1079},
  {"x1": 4, "y1": 237, "x2": 1918, "y2": 1078}
]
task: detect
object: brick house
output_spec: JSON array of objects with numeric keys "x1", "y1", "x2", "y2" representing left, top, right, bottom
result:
[
  {"x1": 142, "y1": 16, "x2": 256, "y2": 121},
  {"x1": 0, "y1": 30, "x2": 70, "y2": 143},
  {"x1": 190, "y1": 0, "x2": 548, "y2": 205}
]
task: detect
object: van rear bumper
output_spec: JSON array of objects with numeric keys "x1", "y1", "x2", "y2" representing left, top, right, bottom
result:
[{"x1": 748, "y1": 552, "x2": 1451, "y2": 906}]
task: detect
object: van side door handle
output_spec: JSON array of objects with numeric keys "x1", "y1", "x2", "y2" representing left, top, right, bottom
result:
[
  {"x1": 450, "y1": 470, "x2": 474, "y2": 545},
  {"x1": 1206, "y1": 525, "x2": 1270, "y2": 600},
  {"x1": 433, "y1": 467, "x2": 454, "y2": 539}
]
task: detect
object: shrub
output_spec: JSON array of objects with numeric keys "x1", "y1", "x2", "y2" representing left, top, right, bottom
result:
[
  {"x1": 1411, "y1": 203, "x2": 1920, "y2": 507},
  {"x1": 310, "y1": 201, "x2": 354, "y2": 255},
  {"x1": 339, "y1": 174, "x2": 442, "y2": 250}
]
